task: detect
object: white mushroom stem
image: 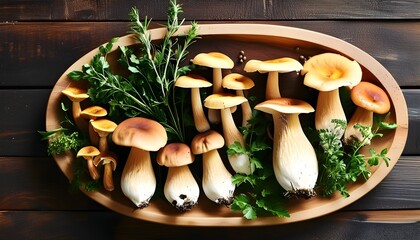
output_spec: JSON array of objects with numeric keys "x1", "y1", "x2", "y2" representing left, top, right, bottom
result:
[
  {"x1": 266, "y1": 72, "x2": 281, "y2": 100},
  {"x1": 272, "y1": 112, "x2": 318, "y2": 198},
  {"x1": 344, "y1": 107, "x2": 374, "y2": 145},
  {"x1": 236, "y1": 90, "x2": 253, "y2": 127},
  {"x1": 164, "y1": 165, "x2": 199, "y2": 211},
  {"x1": 191, "y1": 88, "x2": 210, "y2": 132},
  {"x1": 121, "y1": 147, "x2": 156, "y2": 208},
  {"x1": 208, "y1": 68, "x2": 223, "y2": 124},
  {"x1": 202, "y1": 149, "x2": 235, "y2": 205},
  {"x1": 220, "y1": 108, "x2": 253, "y2": 175},
  {"x1": 315, "y1": 88, "x2": 347, "y2": 138},
  {"x1": 103, "y1": 162, "x2": 114, "y2": 191}
]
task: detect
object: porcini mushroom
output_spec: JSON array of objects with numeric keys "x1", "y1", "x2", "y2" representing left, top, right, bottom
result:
[
  {"x1": 193, "y1": 52, "x2": 234, "y2": 124},
  {"x1": 344, "y1": 81, "x2": 391, "y2": 145},
  {"x1": 222, "y1": 73, "x2": 255, "y2": 127},
  {"x1": 157, "y1": 143, "x2": 199, "y2": 211},
  {"x1": 244, "y1": 57, "x2": 303, "y2": 100},
  {"x1": 255, "y1": 98, "x2": 317, "y2": 198},
  {"x1": 90, "y1": 119, "x2": 117, "y2": 153},
  {"x1": 204, "y1": 93, "x2": 253, "y2": 175},
  {"x1": 175, "y1": 74, "x2": 212, "y2": 132},
  {"x1": 112, "y1": 117, "x2": 167, "y2": 208},
  {"x1": 93, "y1": 153, "x2": 117, "y2": 191},
  {"x1": 61, "y1": 82, "x2": 90, "y2": 133},
  {"x1": 77, "y1": 146, "x2": 101, "y2": 180},
  {"x1": 302, "y1": 53, "x2": 362, "y2": 138},
  {"x1": 81, "y1": 106, "x2": 108, "y2": 146},
  {"x1": 191, "y1": 130, "x2": 235, "y2": 205}
]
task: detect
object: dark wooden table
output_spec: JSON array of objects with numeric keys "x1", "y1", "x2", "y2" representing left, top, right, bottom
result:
[{"x1": 1, "y1": 1, "x2": 419, "y2": 239}]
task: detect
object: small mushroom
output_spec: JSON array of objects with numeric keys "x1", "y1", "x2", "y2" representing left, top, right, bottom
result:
[
  {"x1": 244, "y1": 57, "x2": 303, "y2": 100},
  {"x1": 81, "y1": 106, "x2": 108, "y2": 146},
  {"x1": 255, "y1": 98, "x2": 317, "y2": 199},
  {"x1": 193, "y1": 52, "x2": 234, "y2": 124},
  {"x1": 302, "y1": 53, "x2": 362, "y2": 138},
  {"x1": 76, "y1": 146, "x2": 101, "y2": 180},
  {"x1": 112, "y1": 117, "x2": 167, "y2": 208},
  {"x1": 90, "y1": 119, "x2": 117, "y2": 153},
  {"x1": 191, "y1": 130, "x2": 235, "y2": 205},
  {"x1": 175, "y1": 74, "x2": 212, "y2": 133},
  {"x1": 157, "y1": 143, "x2": 199, "y2": 211},
  {"x1": 222, "y1": 73, "x2": 255, "y2": 127},
  {"x1": 61, "y1": 82, "x2": 90, "y2": 133},
  {"x1": 204, "y1": 93, "x2": 253, "y2": 175},
  {"x1": 93, "y1": 153, "x2": 117, "y2": 191},
  {"x1": 344, "y1": 81, "x2": 391, "y2": 145}
]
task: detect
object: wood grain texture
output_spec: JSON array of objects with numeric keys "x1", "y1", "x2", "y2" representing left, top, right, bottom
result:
[
  {"x1": 1, "y1": 21, "x2": 419, "y2": 88},
  {"x1": 0, "y1": 0, "x2": 419, "y2": 21},
  {"x1": 0, "y1": 210, "x2": 418, "y2": 240},
  {"x1": 0, "y1": 156, "x2": 419, "y2": 211}
]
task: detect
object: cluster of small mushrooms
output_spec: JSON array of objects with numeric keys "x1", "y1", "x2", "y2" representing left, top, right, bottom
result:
[{"x1": 61, "y1": 51, "x2": 391, "y2": 211}]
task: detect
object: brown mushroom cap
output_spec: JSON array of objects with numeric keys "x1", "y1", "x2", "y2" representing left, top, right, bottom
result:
[
  {"x1": 81, "y1": 106, "x2": 108, "y2": 119},
  {"x1": 255, "y1": 98, "x2": 314, "y2": 115},
  {"x1": 244, "y1": 57, "x2": 303, "y2": 73},
  {"x1": 93, "y1": 153, "x2": 118, "y2": 170},
  {"x1": 112, "y1": 117, "x2": 167, "y2": 152},
  {"x1": 192, "y1": 52, "x2": 234, "y2": 69},
  {"x1": 77, "y1": 146, "x2": 100, "y2": 158},
  {"x1": 156, "y1": 143, "x2": 194, "y2": 167},
  {"x1": 191, "y1": 130, "x2": 225, "y2": 155},
  {"x1": 222, "y1": 73, "x2": 255, "y2": 90},
  {"x1": 91, "y1": 119, "x2": 117, "y2": 135},
  {"x1": 61, "y1": 81, "x2": 90, "y2": 102},
  {"x1": 302, "y1": 53, "x2": 362, "y2": 91},
  {"x1": 204, "y1": 93, "x2": 247, "y2": 109},
  {"x1": 350, "y1": 81, "x2": 391, "y2": 114},
  {"x1": 175, "y1": 74, "x2": 213, "y2": 88}
]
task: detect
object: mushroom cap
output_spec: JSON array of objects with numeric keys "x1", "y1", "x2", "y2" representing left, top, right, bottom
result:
[
  {"x1": 175, "y1": 74, "x2": 213, "y2": 88},
  {"x1": 244, "y1": 57, "x2": 303, "y2": 73},
  {"x1": 204, "y1": 93, "x2": 247, "y2": 109},
  {"x1": 93, "y1": 153, "x2": 117, "y2": 170},
  {"x1": 77, "y1": 146, "x2": 100, "y2": 158},
  {"x1": 191, "y1": 130, "x2": 225, "y2": 154},
  {"x1": 112, "y1": 117, "x2": 167, "y2": 152},
  {"x1": 156, "y1": 143, "x2": 194, "y2": 167},
  {"x1": 91, "y1": 119, "x2": 118, "y2": 134},
  {"x1": 222, "y1": 73, "x2": 255, "y2": 90},
  {"x1": 61, "y1": 81, "x2": 90, "y2": 102},
  {"x1": 81, "y1": 106, "x2": 108, "y2": 119},
  {"x1": 302, "y1": 53, "x2": 362, "y2": 91},
  {"x1": 255, "y1": 98, "x2": 314, "y2": 115},
  {"x1": 350, "y1": 81, "x2": 391, "y2": 114},
  {"x1": 192, "y1": 52, "x2": 234, "y2": 69}
]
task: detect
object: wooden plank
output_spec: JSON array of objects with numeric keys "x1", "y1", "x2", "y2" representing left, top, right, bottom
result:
[
  {"x1": 0, "y1": 156, "x2": 419, "y2": 211},
  {"x1": 1, "y1": 89, "x2": 418, "y2": 157},
  {"x1": 0, "y1": 210, "x2": 418, "y2": 239},
  {"x1": 1, "y1": 21, "x2": 419, "y2": 88},
  {"x1": 0, "y1": 0, "x2": 419, "y2": 21}
]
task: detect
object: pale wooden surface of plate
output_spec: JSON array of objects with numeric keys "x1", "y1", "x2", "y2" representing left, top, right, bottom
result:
[{"x1": 46, "y1": 24, "x2": 408, "y2": 226}]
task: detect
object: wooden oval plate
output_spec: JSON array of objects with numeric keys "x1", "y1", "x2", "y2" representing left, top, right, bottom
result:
[{"x1": 46, "y1": 24, "x2": 408, "y2": 226}]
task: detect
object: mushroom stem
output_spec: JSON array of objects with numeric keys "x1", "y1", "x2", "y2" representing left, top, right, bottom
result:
[
  {"x1": 121, "y1": 147, "x2": 156, "y2": 208},
  {"x1": 315, "y1": 88, "x2": 347, "y2": 137},
  {"x1": 202, "y1": 149, "x2": 235, "y2": 205},
  {"x1": 164, "y1": 165, "x2": 199, "y2": 212},
  {"x1": 72, "y1": 102, "x2": 88, "y2": 134},
  {"x1": 236, "y1": 90, "x2": 253, "y2": 127},
  {"x1": 208, "y1": 68, "x2": 223, "y2": 124},
  {"x1": 88, "y1": 120, "x2": 100, "y2": 146},
  {"x1": 344, "y1": 107, "x2": 374, "y2": 145},
  {"x1": 87, "y1": 158, "x2": 100, "y2": 180},
  {"x1": 98, "y1": 133, "x2": 109, "y2": 153},
  {"x1": 266, "y1": 71, "x2": 281, "y2": 99},
  {"x1": 220, "y1": 108, "x2": 252, "y2": 175},
  {"x1": 103, "y1": 163, "x2": 114, "y2": 191},
  {"x1": 272, "y1": 112, "x2": 318, "y2": 198},
  {"x1": 191, "y1": 88, "x2": 210, "y2": 132}
]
